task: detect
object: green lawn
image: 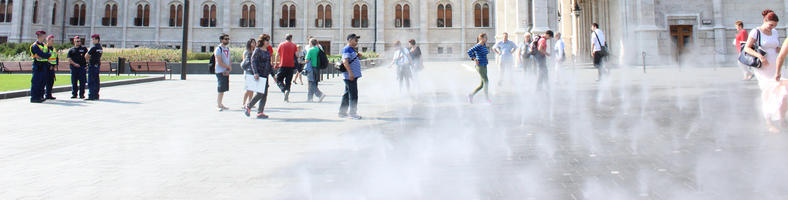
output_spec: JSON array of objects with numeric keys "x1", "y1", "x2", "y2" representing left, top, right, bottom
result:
[{"x1": 0, "y1": 74, "x2": 145, "y2": 92}]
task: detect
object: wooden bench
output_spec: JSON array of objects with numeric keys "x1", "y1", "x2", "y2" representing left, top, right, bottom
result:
[
  {"x1": 1, "y1": 62, "x2": 21, "y2": 73},
  {"x1": 19, "y1": 62, "x2": 33, "y2": 73},
  {"x1": 99, "y1": 61, "x2": 115, "y2": 76},
  {"x1": 128, "y1": 61, "x2": 171, "y2": 79}
]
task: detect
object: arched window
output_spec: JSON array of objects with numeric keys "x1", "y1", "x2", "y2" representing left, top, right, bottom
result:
[
  {"x1": 32, "y1": 0, "x2": 38, "y2": 24},
  {"x1": 71, "y1": 1, "x2": 86, "y2": 26},
  {"x1": 474, "y1": 2, "x2": 489, "y2": 27},
  {"x1": 352, "y1": 4, "x2": 359, "y2": 28},
  {"x1": 135, "y1": 2, "x2": 150, "y2": 26},
  {"x1": 394, "y1": 4, "x2": 400, "y2": 28},
  {"x1": 0, "y1": 0, "x2": 6, "y2": 23},
  {"x1": 51, "y1": 2, "x2": 56, "y2": 25},
  {"x1": 201, "y1": 3, "x2": 217, "y2": 27},
  {"x1": 103, "y1": 2, "x2": 118, "y2": 26},
  {"x1": 241, "y1": 3, "x2": 257, "y2": 27},
  {"x1": 395, "y1": 3, "x2": 409, "y2": 28},
  {"x1": 279, "y1": 3, "x2": 294, "y2": 27},
  {"x1": 436, "y1": 4, "x2": 444, "y2": 28},
  {"x1": 315, "y1": 3, "x2": 331, "y2": 28},
  {"x1": 361, "y1": 5, "x2": 368, "y2": 27},
  {"x1": 169, "y1": 2, "x2": 183, "y2": 27},
  {"x1": 445, "y1": 4, "x2": 452, "y2": 27}
]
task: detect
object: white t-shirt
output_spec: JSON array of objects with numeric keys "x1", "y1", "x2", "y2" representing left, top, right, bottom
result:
[
  {"x1": 214, "y1": 45, "x2": 231, "y2": 74},
  {"x1": 591, "y1": 29, "x2": 606, "y2": 52},
  {"x1": 749, "y1": 28, "x2": 781, "y2": 81}
]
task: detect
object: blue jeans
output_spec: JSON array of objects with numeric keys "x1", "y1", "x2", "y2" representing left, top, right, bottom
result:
[
  {"x1": 71, "y1": 65, "x2": 87, "y2": 97},
  {"x1": 307, "y1": 67, "x2": 323, "y2": 101},
  {"x1": 88, "y1": 64, "x2": 101, "y2": 99},
  {"x1": 339, "y1": 78, "x2": 359, "y2": 115}
]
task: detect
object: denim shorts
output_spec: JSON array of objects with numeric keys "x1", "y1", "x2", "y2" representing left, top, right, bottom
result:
[{"x1": 216, "y1": 73, "x2": 229, "y2": 93}]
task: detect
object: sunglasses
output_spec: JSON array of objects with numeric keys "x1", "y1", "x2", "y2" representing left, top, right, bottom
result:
[{"x1": 222, "y1": 38, "x2": 230, "y2": 41}]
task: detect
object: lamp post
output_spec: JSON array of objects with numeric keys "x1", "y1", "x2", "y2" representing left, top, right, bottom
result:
[{"x1": 181, "y1": 0, "x2": 190, "y2": 80}]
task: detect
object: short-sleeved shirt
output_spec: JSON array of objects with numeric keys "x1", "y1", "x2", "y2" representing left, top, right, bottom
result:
[
  {"x1": 554, "y1": 39, "x2": 565, "y2": 61},
  {"x1": 735, "y1": 30, "x2": 748, "y2": 53},
  {"x1": 214, "y1": 45, "x2": 231, "y2": 74},
  {"x1": 277, "y1": 41, "x2": 298, "y2": 67},
  {"x1": 537, "y1": 37, "x2": 547, "y2": 52},
  {"x1": 494, "y1": 40, "x2": 517, "y2": 58},
  {"x1": 591, "y1": 29, "x2": 606, "y2": 52},
  {"x1": 68, "y1": 46, "x2": 88, "y2": 66},
  {"x1": 87, "y1": 44, "x2": 103, "y2": 65},
  {"x1": 341, "y1": 45, "x2": 362, "y2": 80},
  {"x1": 304, "y1": 46, "x2": 321, "y2": 67}
]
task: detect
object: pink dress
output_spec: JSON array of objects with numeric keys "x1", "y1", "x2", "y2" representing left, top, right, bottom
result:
[{"x1": 751, "y1": 28, "x2": 787, "y2": 120}]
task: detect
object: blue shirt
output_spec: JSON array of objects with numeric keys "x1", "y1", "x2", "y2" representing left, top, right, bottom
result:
[
  {"x1": 341, "y1": 45, "x2": 362, "y2": 80},
  {"x1": 467, "y1": 44, "x2": 489, "y2": 66}
]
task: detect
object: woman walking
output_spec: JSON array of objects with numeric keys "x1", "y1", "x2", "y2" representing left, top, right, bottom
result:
[
  {"x1": 744, "y1": 9, "x2": 784, "y2": 133},
  {"x1": 467, "y1": 33, "x2": 491, "y2": 103},
  {"x1": 245, "y1": 34, "x2": 274, "y2": 119},
  {"x1": 241, "y1": 38, "x2": 256, "y2": 109}
]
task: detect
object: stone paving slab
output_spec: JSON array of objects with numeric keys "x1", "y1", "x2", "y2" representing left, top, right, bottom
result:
[{"x1": 1, "y1": 61, "x2": 785, "y2": 199}]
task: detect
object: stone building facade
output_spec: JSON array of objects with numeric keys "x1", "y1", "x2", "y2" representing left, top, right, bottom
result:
[
  {"x1": 495, "y1": 0, "x2": 788, "y2": 66},
  {"x1": 0, "y1": 0, "x2": 496, "y2": 57}
]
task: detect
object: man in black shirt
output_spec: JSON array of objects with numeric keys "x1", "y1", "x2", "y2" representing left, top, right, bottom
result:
[
  {"x1": 67, "y1": 36, "x2": 88, "y2": 99},
  {"x1": 85, "y1": 34, "x2": 103, "y2": 101}
]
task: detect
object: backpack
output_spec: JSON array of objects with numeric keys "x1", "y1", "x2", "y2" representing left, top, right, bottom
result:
[
  {"x1": 317, "y1": 49, "x2": 329, "y2": 69},
  {"x1": 395, "y1": 48, "x2": 411, "y2": 66},
  {"x1": 529, "y1": 35, "x2": 542, "y2": 56},
  {"x1": 208, "y1": 54, "x2": 216, "y2": 74}
]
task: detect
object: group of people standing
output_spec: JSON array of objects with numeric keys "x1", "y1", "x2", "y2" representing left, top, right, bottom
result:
[
  {"x1": 390, "y1": 39, "x2": 424, "y2": 91},
  {"x1": 214, "y1": 33, "x2": 364, "y2": 120},
  {"x1": 28, "y1": 31, "x2": 103, "y2": 103},
  {"x1": 467, "y1": 23, "x2": 607, "y2": 103}
]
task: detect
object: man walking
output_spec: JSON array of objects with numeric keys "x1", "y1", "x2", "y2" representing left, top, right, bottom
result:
[
  {"x1": 44, "y1": 35, "x2": 58, "y2": 100},
  {"x1": 535, "y1": 30, "x2": 553, "y2": 91},
  {"x1": 276, "y1": 34, "x2": 299, "y2": 102},
  {"x1": 29, "y1": 31, "x2": 51, "y2": 103},
  {"x1": 518, "y1": 33, "x2": 534, "y2": 75},
  {"x1": 591, "y1": 23, "x2": 608, "y2": 81},
  {"x1": 493, "y1": 32, "x2": 517, "y2": 86},
  {"x1": 553, "y1": 32, "x2": 566, "y2": 83},
  {"x1": 68, "y1": 36, "x2": 88, "y2": 99},
  {"x1": 304, "y1": 38, "x2": 326, "y2": 102},
  {"x1": 84, "y1": 34, "x2": 103, "y2": 101},
  {"x1": 339, "y1": 34, "x2": 363, "y2": 120},
  {"x1": 214, "y1": 34, "x2": 232, "y2": 111}
]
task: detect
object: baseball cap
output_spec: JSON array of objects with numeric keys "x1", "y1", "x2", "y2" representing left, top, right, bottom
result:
[{"x1": 346, "y1": 34, "x2": 360, "y2": 41}]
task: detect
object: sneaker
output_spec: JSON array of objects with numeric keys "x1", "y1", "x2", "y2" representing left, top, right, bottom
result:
[
  {"x1": 70, "y1": 96, "x2": 77, "y2": 99},
  {"x1": 318, "y1": 94, "x2": 327, "y2": 103},
  {"x1": 244, "y1": 107, "x2": 251, "y2": 117},
  {"x1": 46, "y1": 96, "x2": 56, "y2": 100},
  {"x1": 256, "y1": 113, "x2": 269, "y2": 119},
  {"x1": 349, "y1": 114, "x2": 363, "y2": 120},
  {"x1": 79, "y1": 96, "x2": 85, "y2": 99},
  {"x1": 338, "y1": 113, "x2": 348, "y2": 118}
]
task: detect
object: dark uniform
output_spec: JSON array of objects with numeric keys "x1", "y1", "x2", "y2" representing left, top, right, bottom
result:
[
  {"x1": 29, "y1": 41, "x2": 51, "y2": 103},
  {"x1": 44, "y1": 46, "x2": 58, "y2": 99},
  {"x1": 86, "y1": 43, "x2": 103, "y2": 100},
  {"x1": 68, "y1": 45, "x2": 88, "y2": 98}
]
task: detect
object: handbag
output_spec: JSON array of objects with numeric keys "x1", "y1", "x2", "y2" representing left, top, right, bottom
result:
[
  {"x1": 335, "y1": 48, "x2": 359, "y2": 72},
  {"x1": 738, "y1": 30, "x2": 767, "y2": 68}
]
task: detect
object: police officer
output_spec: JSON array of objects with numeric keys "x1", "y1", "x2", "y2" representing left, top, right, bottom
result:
[
  {"x1": 44, "y1": 35, "x2": 58, "y2": 100},
  {"x1": 67, "y1": 36, "x2": 88, "y2": 99},
  {"x1": 29, "y1": 31, "x2": 52, "y2": 103},
  {"x1": 85, "y1": 34, "x2": 103, "y2": 101}
]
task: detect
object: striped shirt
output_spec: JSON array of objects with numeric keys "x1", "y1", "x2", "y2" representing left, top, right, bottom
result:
[{"x1": 467, "y1": 44, "x2": 489, "y2": 66}]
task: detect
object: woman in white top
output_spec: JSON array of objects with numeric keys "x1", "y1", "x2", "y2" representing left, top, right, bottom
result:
[
  {"x1": 744, "y1": 9, "x2": 784, "y2": 133},
  {"x1": 241, "y1": 39, "x2": 257, "y2": 109}
]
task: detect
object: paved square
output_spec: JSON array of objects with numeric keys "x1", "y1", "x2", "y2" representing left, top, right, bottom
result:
[{"x1": 2, "y1": 62, "x2": 787, "y2": 199}]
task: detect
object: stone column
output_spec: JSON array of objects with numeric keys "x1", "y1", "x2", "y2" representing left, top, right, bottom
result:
[
  {"x1": 712, "y1": 0, "x2": 726, "y2": 64},
  {"x1": 155, "y1": 1, "x2": 160, "y2": 45},
  {"x1": 339, "y1": 0, "x2": 344, "y2": 48},
  {"x1": 636, "y1": 0, "x2": 661, "y2": 65},
  {"x1": 419, "y1": 0, "x2": 428, "y2": 56},
  {"x1": 374, "y1": 0, "x2": 385, "y2": 52},
  {"x1": 90, "y1": 0, "x2": 96, "y2": 41},
  {"x1": 122, "y1": 0, "x2": 128, "y2": 48},
  {"x1": 531, "y1": 0, "x2": 549, "y2": 33},
  {"x1": 222, "y1": 0, "x2": 230, "y2": 34},
  {"x1": 461, "y1": 0, "x2": 466, "y2": 49},
  {"x1": 303, "y1": 0, "x2": 308, "y2": 39},
  {"x1": 515, "y1": 0, "x2": 529, "y2": 41}
]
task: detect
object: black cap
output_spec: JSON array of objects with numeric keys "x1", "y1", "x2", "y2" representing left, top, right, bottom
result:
[{"x1": 346, "y1": 34, "x2": 360, "y2": 41}]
